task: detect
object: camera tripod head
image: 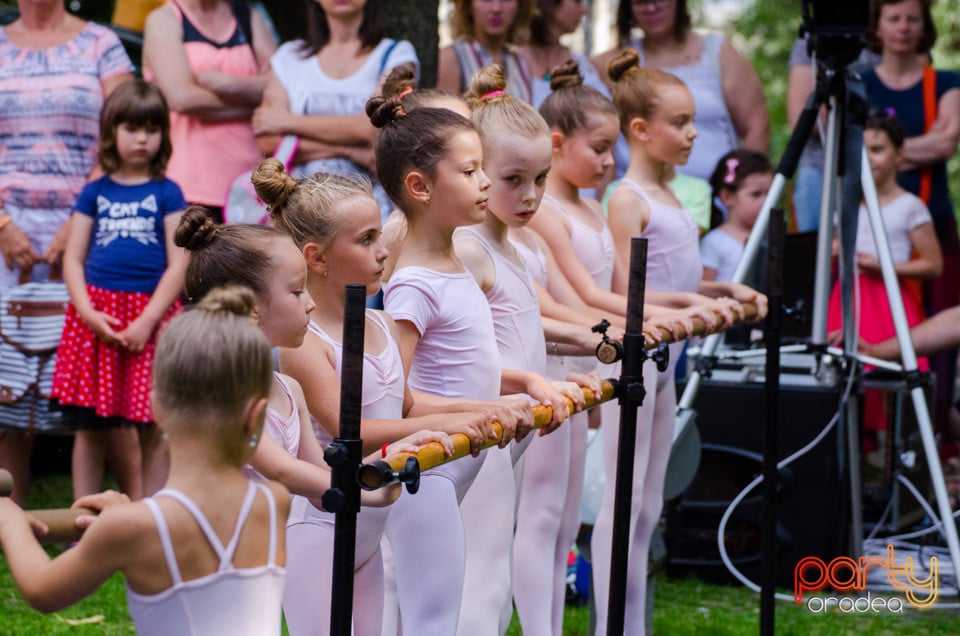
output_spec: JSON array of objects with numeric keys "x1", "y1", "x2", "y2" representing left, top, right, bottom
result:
[{"x1": 800, "y1": 0, "x2": 869, "y2": 73}]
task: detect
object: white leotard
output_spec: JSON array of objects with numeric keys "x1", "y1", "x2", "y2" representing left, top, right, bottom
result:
[
  {"x1": 127, "y1": 482, "x2": 283, "y2": 636},
  {"x1": 243, "y1": 373, "x2": 300, "y2": 482}
]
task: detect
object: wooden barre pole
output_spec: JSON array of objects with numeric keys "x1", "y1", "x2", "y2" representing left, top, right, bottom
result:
[
  {"x1": 649, "y1": 301, "x2": 759, "y2": 345},
  {"x1": 0, "y1": 469, "x2": 94, "y2": 545},
  {"x1": 356, "y1": 301, "x2": 760, "y2": 490},
  {"x1": 358, "y1": 380, "x2": 617, "y2": 489}
]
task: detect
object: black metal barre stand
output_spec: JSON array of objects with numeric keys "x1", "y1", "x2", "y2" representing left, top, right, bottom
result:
[
  {"x1": 322, "y1": 284, "x2": 366, "y2": 636},
  {"x1": 606, "y1": 237, "x2": 669, "y2": 635},
  {"x1": 761, "y1": 209, "x2": 785, "y2": 635}
]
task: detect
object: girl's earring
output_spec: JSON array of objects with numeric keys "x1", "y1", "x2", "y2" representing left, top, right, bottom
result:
[
  {"x1": 248, "y1": 434, "x2": 258, "y2": 449},
  {"x1": 424, "y1": 194, "x2": 431, "y2": 206}
]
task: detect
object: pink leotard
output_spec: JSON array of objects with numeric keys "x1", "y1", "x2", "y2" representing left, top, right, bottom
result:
[
  {"x1": 456, "y1": 227, "x2": 546, "y2": 375},
  {"x1": 384, "y1": 266, "x2": 502, "y2": 495},
  {"x1": 127, "y1": 482, "x2": 283, "y2": 636},
  {"x1": 288, "y1": 310, "x2": 402, "y2": 562},
  {"x1": 616, "y1": 178, "x2": 703, "y2": 294},
  {"x1": 243, "y1": 374, "x2": 299, "y2": 482},
  {"x1": 282, "y1": 310, "x2": 403, "y2": 636}
]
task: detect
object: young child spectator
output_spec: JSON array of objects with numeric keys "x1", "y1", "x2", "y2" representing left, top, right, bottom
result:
[
  {"x1": 701, "y1": 149, "x2": 773, "y2": 282},
  {"x1": 52, "y1": 80, "x2": 187, "y2": 501},
  {"x1": 0, "y1": 286, "x2": 290, "y2": 635},
  {"x1": 827, "y1": 110, "x2": 942, "y2": 462}
]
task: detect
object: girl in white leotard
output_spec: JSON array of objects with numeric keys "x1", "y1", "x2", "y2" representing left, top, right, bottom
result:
[
  {"x1": 595, "y1": 51, "x2": 766, "y2": 635},
  {"x1": 0, "y1": 287, "x2": 289, "y2": 635},
  {"x1": 527, "y1": 59, "x2": 747, "y2": 636},
  {"x1": 454, "y1": 64, "x2": 601, "y2": 636}
]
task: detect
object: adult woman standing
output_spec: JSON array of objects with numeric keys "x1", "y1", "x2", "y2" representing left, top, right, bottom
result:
[
  {"x1": 591, "y1": 0, "x2": 769, "y2": 181},
  {"x1": 437, "y1": 0, "x2": 536, "y2": 102},
  {"x1": 142, "y1": 0, "x2": 276, "y2": 223},
  {"x1": 0, "y1": 0, "x2": 134, "y2": 503},
  {"x1": 861, "y1": 0, "x2": 960, "y2": 448},
  {"x1": 251, "y1": 0, "x2": 416, "y2": 220}
]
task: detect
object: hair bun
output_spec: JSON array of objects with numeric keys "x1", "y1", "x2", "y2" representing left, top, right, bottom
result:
[
  {"x1": 251, "y1": 157, "x2": 297, "y2": 218},
  {"x1": 549, "y1": 59, "x2": 584, "y2": 91},
  {"x1": 465, "y1": 64, "x2": 507, "y2": 108},
  {"x1": 382, "y1": 62, "x2": 418, "y2": 100},
  {"x1": 366, "y1": 94, "x2": 406, "y2": 129},
  {"x1": 607, "y1": 48, "x2": 641, "y2": 83},
  {"x1": 195, "y1": 285, "x2": 257, "y2": 319},
  {"x1": 174, "y1": 205, "x2": 219, "y2": 251}
]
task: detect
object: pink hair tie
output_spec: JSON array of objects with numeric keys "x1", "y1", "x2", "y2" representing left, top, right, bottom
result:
[
  {"x1": 481, "y1": 89, "x2": 504, "y2": 100},
  {"x1": 723, "y1": 158, "x2": 740, "y2": 185},
  {"x1": 398, "y1": 87, "x2": 414, "y2": 99}
]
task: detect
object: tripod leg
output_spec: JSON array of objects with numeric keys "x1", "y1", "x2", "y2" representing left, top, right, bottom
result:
[
  {"x1": 678, "y1": 92, "x2": 822, "y2": 412},
  {"x1": 811, "y1": 98, "x2": 841, "y2": 346},
  {"x1": 859, "y1": 145, "x2": 960, "y2": 586}
]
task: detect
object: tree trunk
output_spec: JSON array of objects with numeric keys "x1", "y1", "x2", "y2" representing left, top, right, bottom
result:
[{"x1": 260, "y1": 0, "x2": 440, "y2": 87}]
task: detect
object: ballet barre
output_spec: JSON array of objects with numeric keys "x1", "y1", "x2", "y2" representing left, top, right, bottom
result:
[
  {"x1": 0, "y1": 469, "x2": 94, "y2": 544},
  {"x1": 357, "y1": 299, "x2": 759, "y2": 491}
]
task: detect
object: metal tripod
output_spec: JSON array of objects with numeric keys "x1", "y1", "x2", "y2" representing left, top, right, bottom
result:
[{"x1": 677, "y1": 63, "x2": 960, "y2": 623}]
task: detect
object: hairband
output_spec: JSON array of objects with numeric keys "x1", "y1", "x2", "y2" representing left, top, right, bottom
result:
[
  {"x1": 398, "y1": 87, "x2": 414, "y2": 99},
  {"x1": 723, "y1": 158, "x2": 740, "y2": 185},
  {"x1": 481, "y1": 89, "x2": 504, "y2": 100},
  {"x1": 869, "y1": 106, "x2": 897, "y2": 118}
]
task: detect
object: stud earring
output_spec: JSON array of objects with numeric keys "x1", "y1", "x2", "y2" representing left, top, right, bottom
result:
[{"x1": 248, "y1": 434, "x2": 258, "y2": 449}]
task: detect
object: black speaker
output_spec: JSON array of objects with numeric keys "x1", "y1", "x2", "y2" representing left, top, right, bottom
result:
[{"x1": 666, "y1": 372, "x2": 850, "y2": 588}]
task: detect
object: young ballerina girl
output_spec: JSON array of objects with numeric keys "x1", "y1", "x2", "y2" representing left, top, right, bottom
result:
[
  {"x1": 367, "y1": 92, "x2": 558, "y2": 633},
  {"x1": 454, "y1": 64, "x2": 597, "y2": 635},
  {"x1": 600, "y1": 51, "x2": 767, "y2": 634},
  {"x1": 827, "y1": 110, "x2": 941, "y2": 461},
  {"x1": 702, "y1": 149, "x2": 773, "y2": 282},
  {"x1": 1, "y1": 286, "x2": 290, "y2": 635},
  {"x1": 52, "y1": 79, "x2": 187, "y2": 500},
  {"x1": 173, "y1": 203, "x2": 452, "y2": 636},
  {"x1": 246, "y1": 159, "x2": 502, "y2": 635}
]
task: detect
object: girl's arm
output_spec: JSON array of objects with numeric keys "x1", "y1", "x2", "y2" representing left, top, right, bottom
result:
[
  {"x1": 143, "y1": 6, "x2": 253, "y2": 121},
  {"x1": 528, "y1": 201, "x2": 626, "y2": 316},
  {"x1": 278, "y1": 325, "x2": 495, "y2": 454},
  {"x1": 120, "y1": 212, "x2": 188, "y2": 352},
  {"x1": 719, "y1": 39, "x2": 771, "y2": 153},
  {"x1": 607, "y1": 187, "x2": 651, "y2": 297},
  {"x1": 0, "y1": 498, "x2": 137, "y2": 613},
  {"x1": 900, "y1": 88, "x2": 960, "y2": 169},
  {"x1": 436, "y1": 45, "x2": 463, "y2": 96},
  {"x1": 856, "y1": 222, "x2": 943, "y2": 280},
  {"x1": 61, "y1": 213, "x2": 125, "y2": 346}
]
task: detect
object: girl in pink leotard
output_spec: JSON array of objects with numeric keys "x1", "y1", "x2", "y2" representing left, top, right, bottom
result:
[
  {"x1": 598, "y1": 51, "x2": 767, "y2": 634},
  {"x1": 367, "y1": 91, "x2": 553, "y2": 634}
]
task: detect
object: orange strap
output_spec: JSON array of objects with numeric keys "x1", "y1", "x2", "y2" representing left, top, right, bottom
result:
[{"x1": 920, "y1": 65, "x2": 937, "y2": 204}]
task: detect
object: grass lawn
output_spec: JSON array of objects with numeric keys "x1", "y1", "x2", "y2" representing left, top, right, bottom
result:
[{"x1": 2, "y1": 472, "x2": 959, "y2": 635}]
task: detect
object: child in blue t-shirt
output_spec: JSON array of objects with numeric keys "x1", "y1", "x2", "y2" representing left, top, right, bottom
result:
[{"x1": 52, "y1": 79, "x2": 187, "y2": 501}]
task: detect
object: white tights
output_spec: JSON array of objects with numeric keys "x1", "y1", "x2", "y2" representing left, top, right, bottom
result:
[
  {"x1": 457, "y1": 446, "x2": 516, "y2": 636},
  {"x1": 591, "y1": 362, "x2": 675, "y2": 636},
  {"x1": 512, "y1": 410, "x2": 588, "y2": 636},
  {"x1": 283, "y1": 520, "x2": 385, "y2": 636},
  {"x1": 385, "y1": 474, "x2": 465, "y2": 635}
]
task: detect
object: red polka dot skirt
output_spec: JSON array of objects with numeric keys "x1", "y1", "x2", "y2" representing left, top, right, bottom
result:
[{"x1": 51, "y1": 285, "x2": 182, "y2": 424}]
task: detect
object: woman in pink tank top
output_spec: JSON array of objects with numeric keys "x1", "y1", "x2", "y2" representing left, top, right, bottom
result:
[{"x1": 142, "y1": 0, "x2": 276, "y2": 220}]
